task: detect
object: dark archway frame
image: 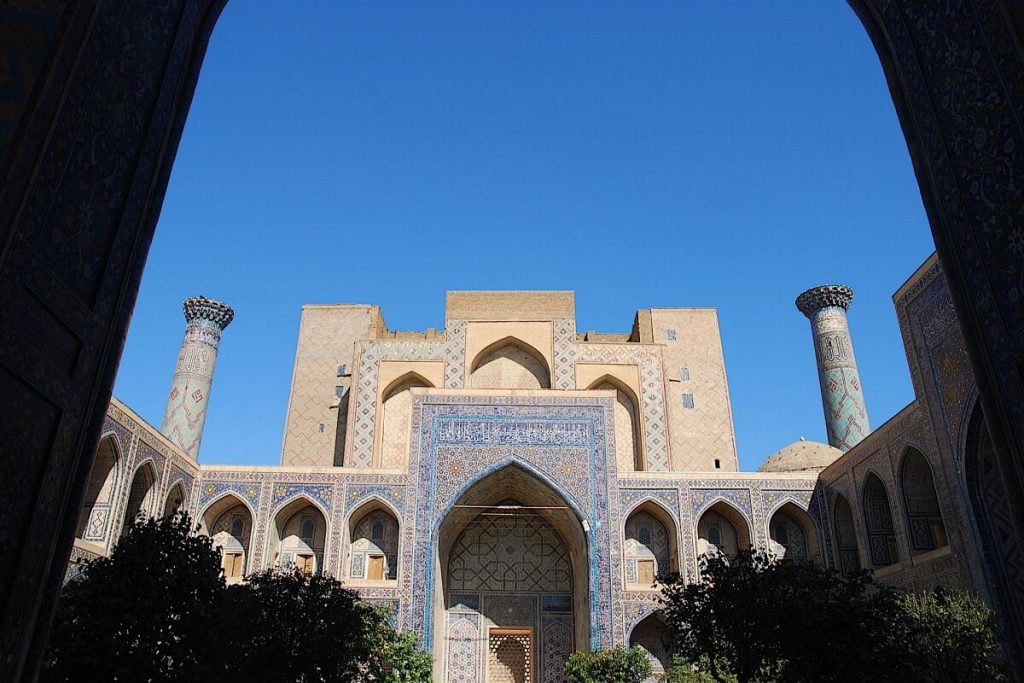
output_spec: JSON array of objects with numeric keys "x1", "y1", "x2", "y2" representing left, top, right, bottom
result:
[{"x1": 2, "y1": 0, "x2": 1024, "y2": 676}]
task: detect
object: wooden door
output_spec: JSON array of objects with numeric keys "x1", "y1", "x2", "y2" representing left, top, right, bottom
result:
[
  {"x1": 367, "y1": 554, "x2": 385, "y2": 581},
  {"x1": 637, "y1": 559, "x2": 655, "y2": 585},
  {"x1": 297, "y1": 554, "x2": 314, "y2": 574},
  {"x1": 224, "y1": 553, "x2": 243, "y2": 578}
]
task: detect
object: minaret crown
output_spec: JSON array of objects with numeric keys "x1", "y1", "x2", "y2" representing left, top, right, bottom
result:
[
  {"x1": 183, "y1": 296, "x2": 234, "y2": 329},
  {"x1": 795, "y1": 284, "x2": 854, "y2": 317}
]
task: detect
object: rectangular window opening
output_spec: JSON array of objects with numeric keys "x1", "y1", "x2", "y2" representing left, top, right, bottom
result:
[{"x1": 682, "y1": 393, "x2": 694, "y2": 409}]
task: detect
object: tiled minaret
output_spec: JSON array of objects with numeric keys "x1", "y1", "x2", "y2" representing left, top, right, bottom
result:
[
  {"x1": 796, "y1": 284, "x2": 869, "y2": 451},
  {"x1": 161, "y1": 296, "x2": 234, "y2": 459}
]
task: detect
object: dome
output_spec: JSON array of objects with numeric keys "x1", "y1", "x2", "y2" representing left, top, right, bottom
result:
[{"x1": 757, "y1": 440, "x2": 843, "y2": 473}]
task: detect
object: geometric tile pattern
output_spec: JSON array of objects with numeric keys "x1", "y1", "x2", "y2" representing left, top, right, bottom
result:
[
  {"x1": 799, "y1": 298, "x2": 869, "y2": 451},
  {"x1": 444, "y1": 319, "x2": 468, "y2": 389},
  {"x1": 552, "y1": 318, "x2": 576, "y2": 391}
]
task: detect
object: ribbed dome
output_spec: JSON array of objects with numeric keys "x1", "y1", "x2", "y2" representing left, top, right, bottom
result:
[{"x1": 757, "y1": 440, "x2": 843, "y2": 473}]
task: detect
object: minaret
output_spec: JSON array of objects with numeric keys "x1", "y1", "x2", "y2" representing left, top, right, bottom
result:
[
  {"x1": 795, "y1": 284, "x2": 869, "y2": 451},
  {"x1": 161, "y1": 296, "x2": 234, "y2": 459}
]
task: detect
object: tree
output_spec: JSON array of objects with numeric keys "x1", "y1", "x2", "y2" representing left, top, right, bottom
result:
[
  {"x1": 896, "y1": 589, "x2": 1003, "y2": 682},
  {"x1": 43, "y1": 512, "x2": 432, "y2": 681},
  {"x1": 42, "y1": 512, "x2": 225, "y2": 682},
  {"x1": 659, "y1": 550, "x2": 1003, "y2": 683},
  {"x1": 564, "y1": 647, "x2": 652, "y2": 683}
]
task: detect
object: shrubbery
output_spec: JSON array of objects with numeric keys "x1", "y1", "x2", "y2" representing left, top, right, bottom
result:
[
  {"x1": 564, "y1": 646, "x2": 652, "y2": 683},
  {"x1": 42, "y1": 512, "x2": 431, "y2": 682},
  {"x1": 659, "y1": 550, "x2": 1004, "y2": 682}
]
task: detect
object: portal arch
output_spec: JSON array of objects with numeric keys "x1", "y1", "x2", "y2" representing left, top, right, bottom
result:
[
  {"x1": 434, "y1": 463, "x2": 587, "y2": 682},
  {"x1": 120, "y1": 461, "x2": 157, "y2": 537},
  {"x1": 768, "y1": 501, "x2": 821, "y2": 565},
  {"x1": 695, "y1": 500, "x2": 751, "y2": 560},
  {"x1": 201, "y1": 493, "x2": 253, "y2": 581}
]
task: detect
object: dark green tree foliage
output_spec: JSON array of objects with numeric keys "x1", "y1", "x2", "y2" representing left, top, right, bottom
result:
[
  {"x1": 43, "y1": 513, "x2": 431, "y2": 682},
  {"x1": 43, "y1": 512, "x2": 224, "y2": 681},
  {"x1": 564, "y1": 646, "x2": 652, "y2": 683},
  {"x1": 895, "y1": 589, "x2": 1003, "y2": 682},
  {"x1": 659, "y1": 550, "x2": 1003, "y2": 683}
]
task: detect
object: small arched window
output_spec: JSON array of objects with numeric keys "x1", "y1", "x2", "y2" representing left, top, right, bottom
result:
[
  {"x1": 230, "y1": 516, "x2": 244, "y2": 538},
  {"x1": 301, "y1": 517, "x2": 315, "y2": 543},
  {"x1": 707, "y1": 524, "x2": 722, "y2": 549},
  {"x1": 372, "y1": 520, "x2": 384, "y2": 541}
]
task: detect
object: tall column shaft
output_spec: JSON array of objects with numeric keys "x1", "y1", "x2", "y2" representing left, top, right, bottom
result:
[
  {"x1": 161, "y1": 296, "x2": 233, "y2": 459},
  {"x1": 796, "y1": 285, "x2": 869, "y2": 451}
]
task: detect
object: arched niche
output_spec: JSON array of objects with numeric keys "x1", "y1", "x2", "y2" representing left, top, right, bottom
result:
[
  {"x1": 162, "y1": 481, "x2": 187, "y2": 518},
  {"x1": 201, "y1": 494, "x2": 254, "y2": 582},
  {"x1": 696, "y1": 500, "x2": 751, "y2": 560},
  {"x1": 379, "y1": 372, "x2": 432, "y2": 469},
  {"x1": 469, "y1": 337, "x2": 551, "y2": 390},
  {"x1": 435, "y1": 464, "x2": 587, "y2": 682},
  {"x1": 862, "y1": 472, "x2": 899, "y2": 568},
  {"x1": 345, "y1": 499, "x2": 400, "y2": 583},
  {"x1": 900, "y1": 448, "x2": 947, "y2": 554},
  {"x1": 269, "y1": 497, "x2": 328, "y2": 575},
  {"x1": 628, "y1": 612, "x2": 671, "y2": 676},
  {"x1": 120, "y1": 461, "x2": 157, "y2": 537},
  {"x1": 832, "y1": 492, "x2": 862, "y2": 577},
  {"x1": 965, "y1": 402, "x2": 1024, "y2": 659},
  {"x1": 75, "y1": 435, "x2": 120, "y2": 542},
  {"x1": 768, "y1": 502, "x2": 821, "y2": 566},
  {"x1": 623, "y1": 501, "x2": 677, "y2": 588},
  {"x1": 588, "y1": 376, "x2": 643, "y2": 472}
]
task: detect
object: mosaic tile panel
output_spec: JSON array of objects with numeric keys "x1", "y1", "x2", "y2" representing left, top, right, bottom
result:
[
  {"x1": 619, "y1": 488, "x2": 680, "y2": 520},
  {"x1": 350, "y1": 340, "x2": 445, "y2": 467},
  {"x1": 446, "y1": 614, "x2": 480, "y2": 682},
  {"x1": 270, "y1": 483, "x2": 334, "y2": 512},
  {"x1": 552, "y1": 318, "x2": 577, "y2": 391},
  {"x1": 408, "y1": 396, "x2": 618, "y2": 652},
  {"x1": 344, "y1": 483, "x2": 405, "y2": 514},
  {"x1": 690, "y1": 488, "x2": 753, "y2": 520},
  {"x1": 444, "y1": 319, "x2": 468, "y2": 389}
]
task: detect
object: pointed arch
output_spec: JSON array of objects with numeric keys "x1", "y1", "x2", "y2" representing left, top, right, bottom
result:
[
  {"x1": 202, "y1": 493, "x2": 254, "y2": 581},
  {"x1": 768, "y1": 501, "x2": 821, "y2": 565},
  {"x1": 120, "y1": 460, "x2": 157, "y2": 537},
  {"x1": 588, "y1": 375, "x2": 644, "y2": 472},
  {"x1": 379, "y1": 372, "x2": 433, "y2": 469},
  {"x1": 162, "y1": 480, "x2": 187, "y2": 518},
  {"x1": 899, "y1": 447, "x2": 948, "y2": 554},
  {"x1": 623, "y1": 500, "x2": 678, "y2": 588},
  {"x1": 269, "y1": 495, "x2": 328, "y2": 575},
  {"x1": 381, "y1": 370, "x2": 434, "y2": 401},
  {"x1": 964, "y1": 401, "x2": 1024, "y2": 660},
  {"x1": 832, "y1": 491, "x2": 861, "y2": 576},
  {"x1": 434, "y1": 462, "x2": 589, "y2": 676},
  {"x1": 862, "y1": 471, "x2": 900, "y2": 568},
  {"x1": 345, "y1": 497, "x2": 401, "y2": 583},
  {"x1": 469, "y1": 336, "x2": 551, "y2": 389},
  {"x1": 75, "y1": 434, "x2": 121, "y2": 542},
  {"x1": 628, "y1": 612, "x2": 671, "y2": 676},
  {"x1": 696, "y1": 500, "x2": 751, "y2": 560}
]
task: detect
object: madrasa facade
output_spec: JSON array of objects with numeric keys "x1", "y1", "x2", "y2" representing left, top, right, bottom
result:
[{"x1": 67, "y1": 252, "x2": 1017, "y2": 681}]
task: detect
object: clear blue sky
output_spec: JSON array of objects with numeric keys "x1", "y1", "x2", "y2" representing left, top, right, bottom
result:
[{"x1": 114, "y1": 2, "x2": 935, "y2": 471}]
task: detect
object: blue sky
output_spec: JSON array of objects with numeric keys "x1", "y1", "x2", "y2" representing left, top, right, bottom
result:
[{"x1": 114, "y1": 2, "x2": 934, "y2": 470}]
